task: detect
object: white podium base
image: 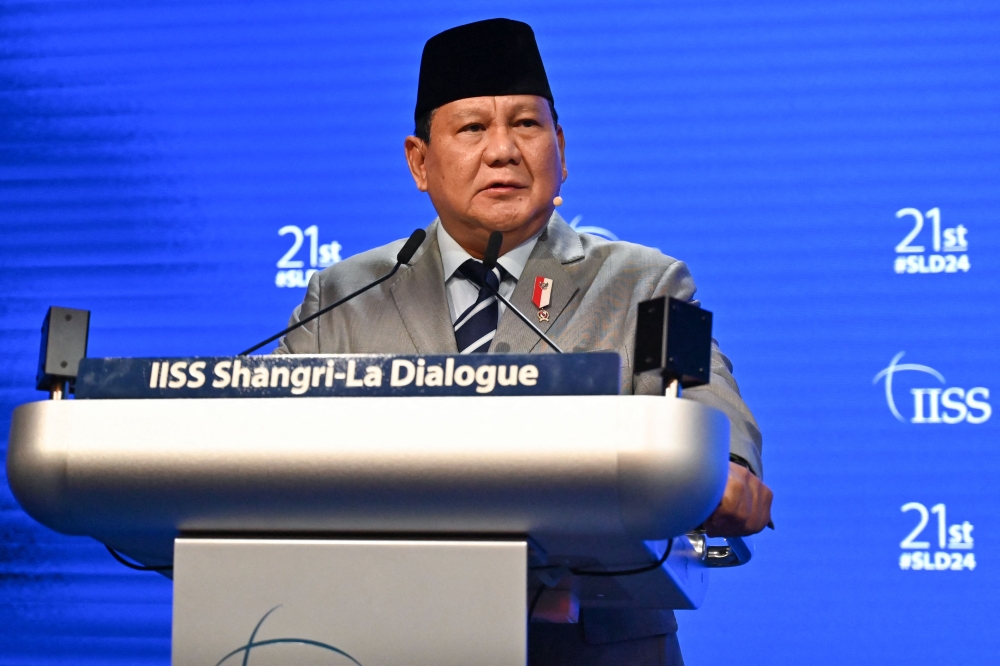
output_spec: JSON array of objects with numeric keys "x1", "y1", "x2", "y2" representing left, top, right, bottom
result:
[{"x1": 172, "y1": 538, "x2": 527, "y2": 666}]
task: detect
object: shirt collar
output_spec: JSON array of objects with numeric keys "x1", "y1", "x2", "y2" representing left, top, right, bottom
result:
[{"x1": 437, "y1": 221, "x2": 541, "y2": 282}]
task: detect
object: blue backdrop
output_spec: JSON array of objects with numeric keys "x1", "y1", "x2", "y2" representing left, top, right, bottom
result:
[{"x1": 2, "y1": 1, "x2": 998, "y2": 663}]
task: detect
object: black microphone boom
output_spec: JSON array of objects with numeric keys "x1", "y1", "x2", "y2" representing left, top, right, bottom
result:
[
  {"x1": 395, "y1": 229, "x2": 427, "y2": 266},
  {"x1": 481, "y1": 231, "x2": 504, "y2": 272},
  {"x1": 238, "y1": 229, "x2": 426, "y2": 356},
  {"x1": 473, "y1": 230, "x2": 564, "y2": 354}
]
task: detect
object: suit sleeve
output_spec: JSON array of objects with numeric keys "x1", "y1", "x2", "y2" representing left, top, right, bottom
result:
[
  {"x1": 273, "y1": 270, "x2": 322, "y2": 354},
  {"x1": 647, "y1": 259, "x2": 765, "y2": 477}
]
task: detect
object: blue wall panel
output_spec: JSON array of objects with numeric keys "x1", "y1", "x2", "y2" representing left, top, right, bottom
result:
[{"x1": 2, "y1": 1, "x2": 998, "y2": 663}]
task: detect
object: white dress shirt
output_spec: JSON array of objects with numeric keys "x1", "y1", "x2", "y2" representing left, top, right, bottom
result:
[{"x1": 437, "y1": 222, "x2": 540, "y2": 324}]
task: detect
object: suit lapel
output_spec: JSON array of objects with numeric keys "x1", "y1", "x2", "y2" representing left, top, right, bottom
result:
[
  {"x1": 390, "y1": 221, "x2": 459, "y2": 354},
  {"x1": 494, "y1": 214, "x2": 584, "y2": 353}
]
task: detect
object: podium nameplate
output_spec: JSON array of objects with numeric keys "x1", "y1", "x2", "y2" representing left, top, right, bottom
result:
[{"x1": 74, "y1": 352, "x2": 621, "y2": 399}]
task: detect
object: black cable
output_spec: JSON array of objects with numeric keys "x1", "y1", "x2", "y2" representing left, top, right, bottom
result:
[
  {"x1": 528, "y1": 583, "x2": 548, "y2": 621},
  {"x1": 568, "y1": 537, "x2": 673, "y2": 577},
  {"x1": 105, "y1": 545, "x2": 173, "y2": 572},
  {"x1": 527, "y1": 540, "x2": 673, "y2": 622}
]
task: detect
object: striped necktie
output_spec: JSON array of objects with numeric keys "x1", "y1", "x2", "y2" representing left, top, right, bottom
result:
[{"x1": 454, "y1": 259, "x2": 507, "y2": 354}]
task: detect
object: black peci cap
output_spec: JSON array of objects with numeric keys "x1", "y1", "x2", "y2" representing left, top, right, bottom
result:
[{"x1": 414, "y1": 18, "x2": 554, "y2": 121}]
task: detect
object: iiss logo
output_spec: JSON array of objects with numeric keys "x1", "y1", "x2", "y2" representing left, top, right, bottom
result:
[
  {"x1": 873, "y1": 352, "x2": 991, "y2": 424},
  {"x1": 567, "y1": 215, "x2": 618, "y2": 241},
  {"x1": 215, "y1": 606, "x2": 361, "y2": 666}
]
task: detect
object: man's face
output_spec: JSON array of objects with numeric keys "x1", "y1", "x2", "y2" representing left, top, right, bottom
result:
[{"x1": 405, "y1": 95, "x2": 567, "y2": 256}]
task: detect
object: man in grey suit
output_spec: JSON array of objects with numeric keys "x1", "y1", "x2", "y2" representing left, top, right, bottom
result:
[{"x1": 277, "y1": 18, "x2": 772, "y2": 666}]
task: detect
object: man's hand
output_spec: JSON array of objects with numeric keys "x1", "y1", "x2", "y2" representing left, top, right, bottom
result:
[{"x1": 703, "y1": 462, "x2": 774, "y2": 537}]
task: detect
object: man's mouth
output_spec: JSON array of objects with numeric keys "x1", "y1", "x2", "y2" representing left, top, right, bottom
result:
[{"x1": 480, "y1": 181, "x2": 527, "y2": 193}]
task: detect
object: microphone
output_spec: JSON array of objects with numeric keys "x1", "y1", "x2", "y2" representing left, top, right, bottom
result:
[
  {"x1": 467, "y1": 231, "x2": 564, "y2": 354},
  {"x1": 239, "y1": 229, "x2": 427, "y2": 355}
]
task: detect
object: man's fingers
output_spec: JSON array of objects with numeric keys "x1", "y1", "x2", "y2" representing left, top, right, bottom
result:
[
  {"x1": 703, "y1": 463, "x2": 774, "y2": 537},
  {"x1": 720, "y1": 465, "x2": 746, "y2": 510},
  {"x1": 730, "y1": 465, "x2": 754, "y2": 524},
  {"x1": 744, "y1": 479, "x2": 773, "y2": 533},
  {"x1": 745, "y1": 472, "x2": 764, "y2": 529}
]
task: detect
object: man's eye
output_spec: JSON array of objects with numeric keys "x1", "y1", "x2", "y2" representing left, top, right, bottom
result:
[
  {"x1": 516, "y1": 118, "x2": 540, "y2": 128},
  {"x1": 460, "y1": 123, "x2": 485, "y2": 133}
]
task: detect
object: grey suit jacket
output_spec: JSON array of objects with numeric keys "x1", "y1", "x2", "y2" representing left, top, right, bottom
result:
[{"x1": 276, "y1": 213, "x2": 763, "y2": 643}]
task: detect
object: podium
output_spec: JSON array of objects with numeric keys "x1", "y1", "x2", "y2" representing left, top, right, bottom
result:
[{"x1": 8, "y1": 354, "x2": 747, "y2": 666}]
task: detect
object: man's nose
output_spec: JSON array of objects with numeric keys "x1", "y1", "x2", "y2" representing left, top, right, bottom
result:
[{"x1": 482, "y1": 125, "x2": 521, "y2": 166}]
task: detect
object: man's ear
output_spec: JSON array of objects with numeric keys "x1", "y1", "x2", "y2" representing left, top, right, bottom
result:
[
  {"x1": 556, "y1": 124, "x2": 568, "y2": 183},
  {"x1": 404, "y1": 136, "x2": 429, "y2": 192}
]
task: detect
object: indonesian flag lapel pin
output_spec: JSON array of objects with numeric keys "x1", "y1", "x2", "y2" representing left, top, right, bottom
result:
[{"x1": 532, "y1": 276, "x2": 552, "y2": 322}]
